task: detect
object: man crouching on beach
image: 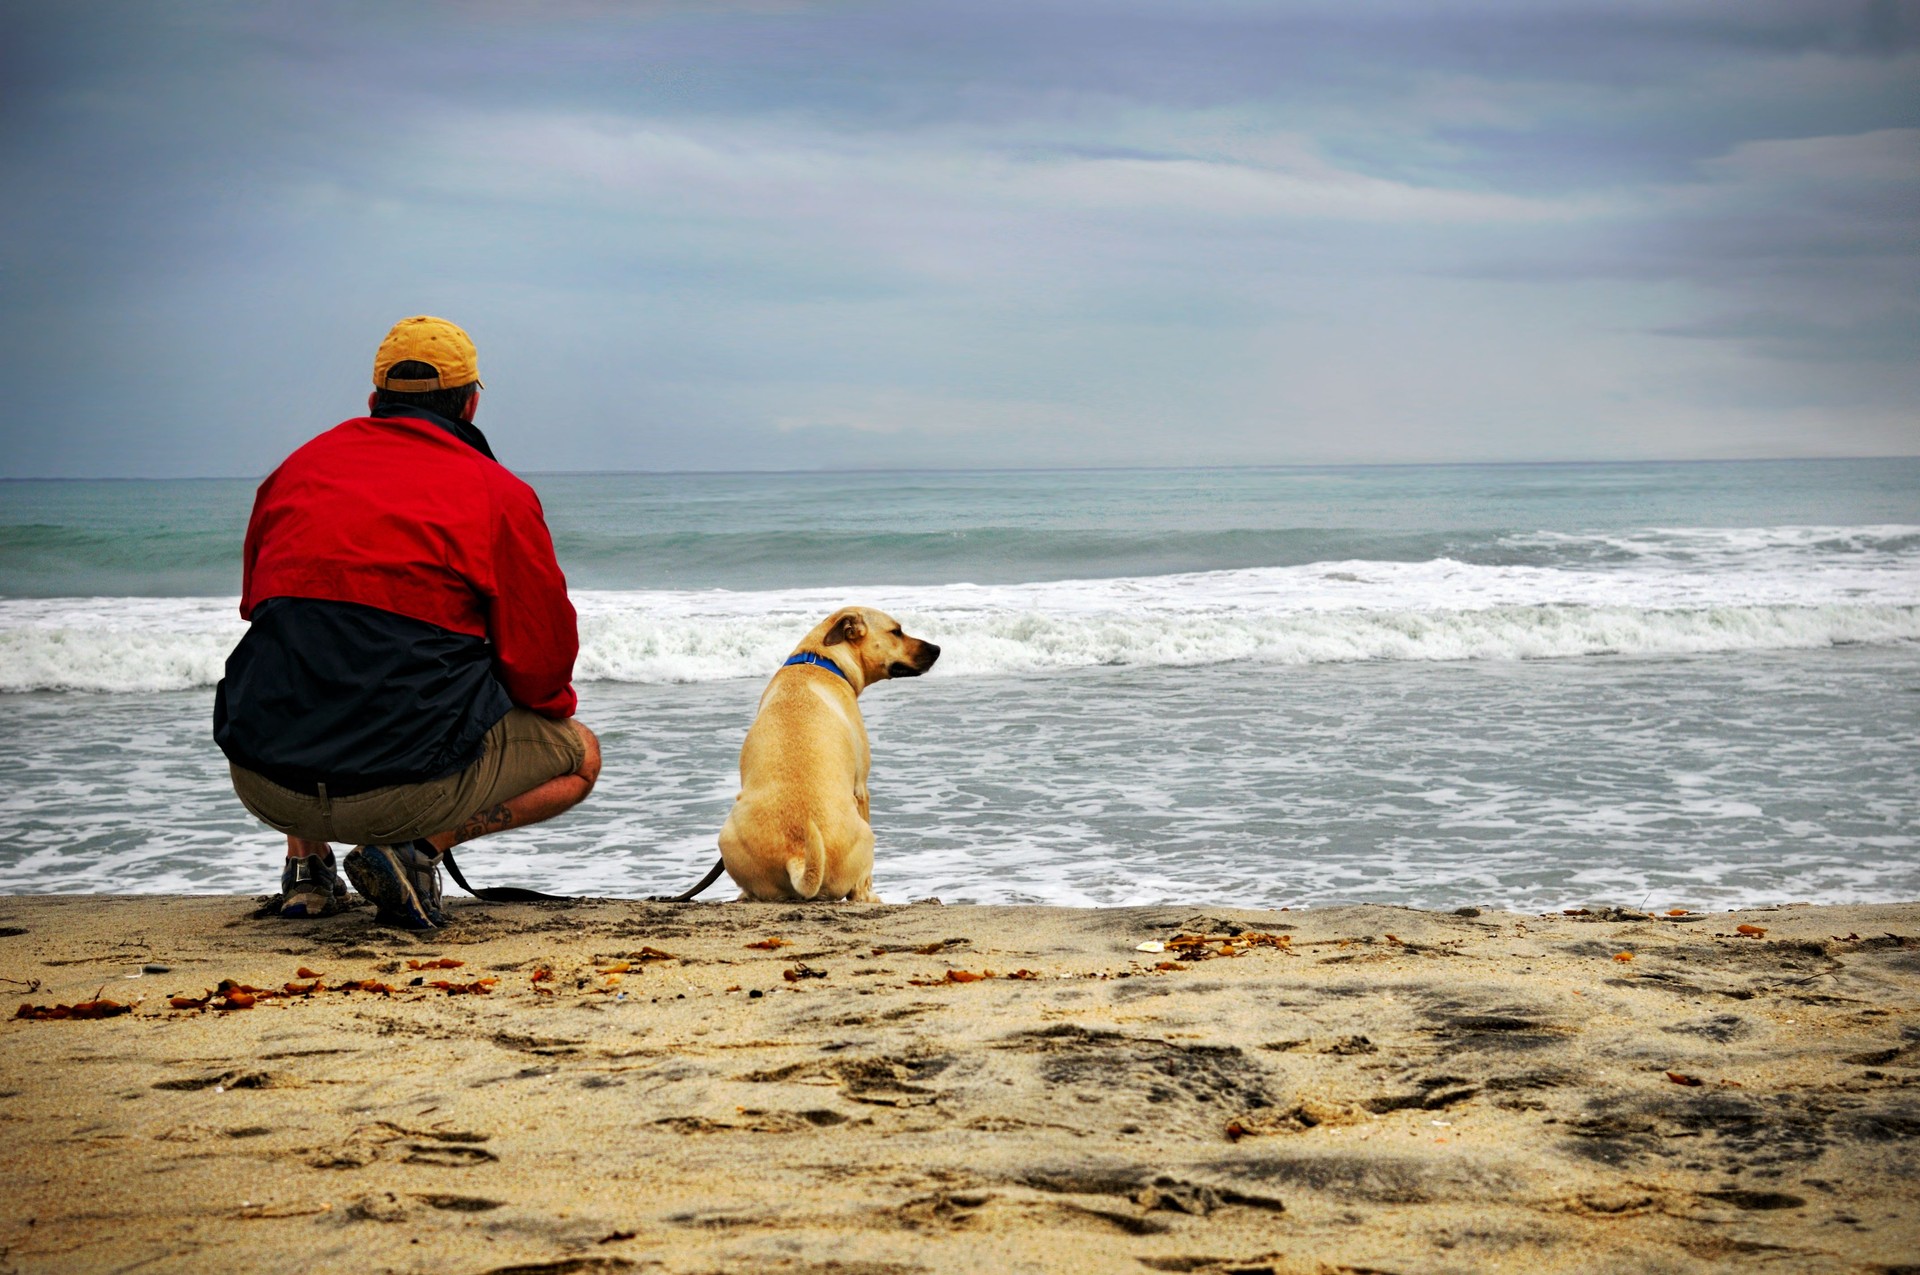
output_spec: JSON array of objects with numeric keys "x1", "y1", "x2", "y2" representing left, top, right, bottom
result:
[{"x1": 212, "y1": 316, "x2": 599, "y2": 929}]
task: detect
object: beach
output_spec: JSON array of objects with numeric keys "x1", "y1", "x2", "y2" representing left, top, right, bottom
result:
[{"x1": 3, "y1": 894, "x2": 1916, "y2": 1273}]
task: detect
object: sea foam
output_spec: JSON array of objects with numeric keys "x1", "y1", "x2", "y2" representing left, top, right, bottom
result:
[{"x1": 3, "y1": 538, "x2": 1917, "y2": 693}]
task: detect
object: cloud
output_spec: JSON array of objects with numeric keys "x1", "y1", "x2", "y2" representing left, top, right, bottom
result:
[
  {"x1": 0, "y1": 1, "x2": 1916, "y2": 476},
  {"x1": 1630, "y1": 128, "x2": 1920, "y2": 370},
  {"x1": 433, "y1": 107, "x2": 1609, "y2": 239},
  {"x1": 1654, "y1": 309, "x2": 1920, "y2": 364}
]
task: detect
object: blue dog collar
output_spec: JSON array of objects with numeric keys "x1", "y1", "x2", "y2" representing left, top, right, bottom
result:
[{"x1": 783, "y1": 652, "x2": 851, "y2": 683}]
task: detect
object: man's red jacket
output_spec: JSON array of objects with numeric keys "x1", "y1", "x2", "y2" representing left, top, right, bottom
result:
[{"x1": 214, "y1": 406, "x2": 578, "y2": 793}]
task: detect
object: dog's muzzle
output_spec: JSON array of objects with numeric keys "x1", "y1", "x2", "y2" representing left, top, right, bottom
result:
[{"x1": 889, "y1": 642, "x2": 940, "y2": 678}]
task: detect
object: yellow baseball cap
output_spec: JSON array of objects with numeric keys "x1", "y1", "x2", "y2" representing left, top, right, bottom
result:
[{"x1": 372, "y1": 315, "x2": 483, "y2": 391}]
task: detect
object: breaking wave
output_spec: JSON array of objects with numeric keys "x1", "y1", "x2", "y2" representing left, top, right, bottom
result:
[{"x1": 3, "y1": 550, "x2": 1917, "y2": 693}]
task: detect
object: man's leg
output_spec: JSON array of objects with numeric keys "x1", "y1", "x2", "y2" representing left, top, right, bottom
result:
[
  {"x1": 280, "y1": 837, "x2": 344, "y2": 917},
  {"x1": 344, "y1": 719, "x2": 599, "y2": 929},
  {"x1": 421, "y1": 721, "x2": 601, "y2": 854}
]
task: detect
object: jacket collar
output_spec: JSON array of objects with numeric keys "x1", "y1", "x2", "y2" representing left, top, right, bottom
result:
[{"x1": 370, "y1": 402, "x2": 498, "y2": 462}]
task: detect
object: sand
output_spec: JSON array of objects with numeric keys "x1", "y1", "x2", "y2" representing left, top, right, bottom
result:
[{"x1": 1, "y1": 893, "x2": 1916, "y2": 1274}]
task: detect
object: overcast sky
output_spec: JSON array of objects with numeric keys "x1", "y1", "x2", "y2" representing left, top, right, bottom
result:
[{"x1": 2, "y1": 1, "x2": 1916, "y2": 477}]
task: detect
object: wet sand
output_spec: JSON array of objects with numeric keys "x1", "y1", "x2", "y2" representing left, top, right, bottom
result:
[{"x1": 1, "y1": 894, "x2": 1917, "y2": 1274}]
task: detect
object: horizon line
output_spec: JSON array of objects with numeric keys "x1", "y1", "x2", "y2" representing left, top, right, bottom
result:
[{"x1": 5, "y1": 453, "x2": 1920, "y2": 483}]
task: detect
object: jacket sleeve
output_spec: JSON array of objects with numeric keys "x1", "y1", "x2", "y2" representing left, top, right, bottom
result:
[{"x1": 483, "y1": 475, "x2": 580, "y2": 718}]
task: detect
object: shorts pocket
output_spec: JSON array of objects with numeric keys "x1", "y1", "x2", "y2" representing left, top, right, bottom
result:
[
  {"x1": 241, "y1": 797, "x2": 303, "y2": 836},
  {"x1": 344, "y1": 774, "x2": 461, "y2": 845}
]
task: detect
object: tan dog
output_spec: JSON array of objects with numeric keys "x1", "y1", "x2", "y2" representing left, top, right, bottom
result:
[{"x1": 718, "y1": 607, "x2": 940, "y2": 902}]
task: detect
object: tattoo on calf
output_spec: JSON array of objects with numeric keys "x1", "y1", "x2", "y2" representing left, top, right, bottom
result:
[{"x1": 454, "y1": 802, "x2": 515, "y2": 846}]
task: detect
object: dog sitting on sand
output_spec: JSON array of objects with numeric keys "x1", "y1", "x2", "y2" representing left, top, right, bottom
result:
[{"x1": 718, "y1": 607, "x2": 940, "y2": 902}]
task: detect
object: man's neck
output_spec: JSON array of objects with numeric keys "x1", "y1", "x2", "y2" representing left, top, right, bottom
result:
[{"x1": 369, "y1": 402, "x2": 497, "y2": 462}]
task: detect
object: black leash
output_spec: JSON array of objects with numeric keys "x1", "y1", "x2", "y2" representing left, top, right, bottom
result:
[
  {"x1": 434, "y1": 843, "x2": 727, "y2": 905},
  {"x1": 437, "y1": 846, "x2": 574, "y2": 902}
]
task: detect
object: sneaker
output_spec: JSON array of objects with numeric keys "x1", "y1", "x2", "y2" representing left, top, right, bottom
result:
[
  {"x1": 343, "y1": 843, "x2": 445, "y2": 930},
  {"x1": 399, "y1": 839, "x2": 449, "y2": 926},
  {"x1": 279, "y1": 854, "x2": 343, "y2": 918}
]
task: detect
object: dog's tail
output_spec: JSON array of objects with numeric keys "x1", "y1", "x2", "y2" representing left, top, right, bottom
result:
[{"x1": 787, "y1": 822, "x2": 827, "y2": 900}]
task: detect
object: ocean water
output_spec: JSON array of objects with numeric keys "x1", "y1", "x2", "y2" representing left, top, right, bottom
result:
[{"x1": 2, "y1": 459, "x2": 1917, "y2": 910}]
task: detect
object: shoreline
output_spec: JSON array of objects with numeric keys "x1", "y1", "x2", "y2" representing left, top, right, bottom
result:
[{"x1": 2, "y1": 895, "x2": 1916, "y2": 1273}]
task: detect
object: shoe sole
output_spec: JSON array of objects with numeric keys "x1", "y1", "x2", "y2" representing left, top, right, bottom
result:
[
  {"x1": 280, "y1": 890, "x2": 344, "y2": 919},
  {"x1": 343, "y1": 846, "x2": 437, "y2": 930}
]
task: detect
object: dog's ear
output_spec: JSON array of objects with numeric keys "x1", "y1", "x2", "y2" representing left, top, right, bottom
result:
[{"x1": 824, "y1": 611, "x2": 867, "y2": 646}]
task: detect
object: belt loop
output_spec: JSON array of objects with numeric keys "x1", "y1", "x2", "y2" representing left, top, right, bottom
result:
[{"x1": 316, "y1": 782, "x2": 333, "y2": 842}]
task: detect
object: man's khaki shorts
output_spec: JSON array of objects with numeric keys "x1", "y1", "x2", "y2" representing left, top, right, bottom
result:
[{"x1": 230, "y1": 709, "x2": 589, "y2": 846}]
